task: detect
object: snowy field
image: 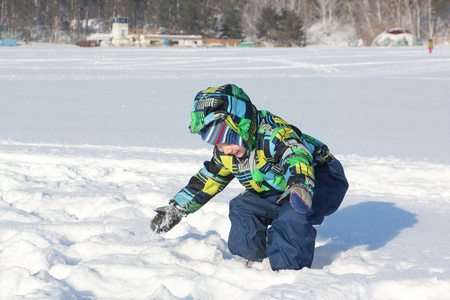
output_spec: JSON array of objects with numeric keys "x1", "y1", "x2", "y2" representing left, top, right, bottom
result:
[{"x1": 0, "y1": 44, "x2": 449, "y2": 299}]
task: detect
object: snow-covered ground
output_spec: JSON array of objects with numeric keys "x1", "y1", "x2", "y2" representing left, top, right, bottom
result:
[{"x1": 0, "y1": 45, "x2": 449, "y2": 299}]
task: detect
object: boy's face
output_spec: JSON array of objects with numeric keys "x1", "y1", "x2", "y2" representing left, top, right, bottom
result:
[{"x1": 216, "y1": 143, "x2": 247, "y2": 158}]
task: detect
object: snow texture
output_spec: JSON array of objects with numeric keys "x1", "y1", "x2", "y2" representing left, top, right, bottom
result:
[{"x1": 0, "y1": 44, "x2": 449, "y2": 299}]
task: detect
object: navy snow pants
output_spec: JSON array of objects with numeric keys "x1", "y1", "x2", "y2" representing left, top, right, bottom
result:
[{"x1": 228, "y1": 159, "x2": 349, "y2": 271}]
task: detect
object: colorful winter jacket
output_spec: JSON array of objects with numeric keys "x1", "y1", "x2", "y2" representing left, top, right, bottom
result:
[{"x1": 172, "y1": 84, "x2": 334, "y2": 214}]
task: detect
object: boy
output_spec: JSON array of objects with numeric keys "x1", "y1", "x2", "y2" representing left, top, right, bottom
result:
[{"x1": 151, "y1": 84, "x2": 348, "y2": 271}]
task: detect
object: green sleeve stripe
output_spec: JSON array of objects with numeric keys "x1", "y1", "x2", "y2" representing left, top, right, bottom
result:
[{"x1": 287, "y1": 155, "x2": 311, "y2": 167}]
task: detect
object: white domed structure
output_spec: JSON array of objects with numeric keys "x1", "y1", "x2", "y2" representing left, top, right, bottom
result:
[{"x1": 371, "y1": 28, "x2": 420, "y2": 47}]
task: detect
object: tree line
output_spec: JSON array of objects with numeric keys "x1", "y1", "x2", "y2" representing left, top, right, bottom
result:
[{"x1": 0, "y1": 0, "x2": 448, "y2": 46}]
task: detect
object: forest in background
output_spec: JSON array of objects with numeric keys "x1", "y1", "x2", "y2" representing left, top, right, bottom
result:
[{"x1": 0, "y1": 0, "x2": 449, "y2": 46}]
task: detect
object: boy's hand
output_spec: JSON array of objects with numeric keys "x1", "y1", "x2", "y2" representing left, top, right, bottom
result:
[
  {"x1": 289, "y1": 186, "x2": 312, "y2": 214},
  {"x1": 150, "y1": 203, "x2": 184, "y2": 233},
  {"x1": 277, "y1": 185, "x2": 312, "y2": 214}
]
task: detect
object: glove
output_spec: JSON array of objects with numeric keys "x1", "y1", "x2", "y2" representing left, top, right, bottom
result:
[
  {"x1": 150, "y1": 202, "x2": 184, "y2": 234},
  {"x1": 277, "y1": 185, "x2": 312, "y2": 214}
]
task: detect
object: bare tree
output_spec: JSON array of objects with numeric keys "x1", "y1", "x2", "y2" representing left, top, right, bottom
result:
[
  {"x1": 1, "y1": 0, "x2": 448, "y2": 45},
  {"x1": 311, "y1": 0, "x2": 341, "y2": 35}
]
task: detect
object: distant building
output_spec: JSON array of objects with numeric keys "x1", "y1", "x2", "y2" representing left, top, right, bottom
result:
[
  {"x1": 110, "y1": 17, "x2": 130, "y2": 46},
  {"x1": 86, "y1": 17, "x2": 131, "y2": 46},
  {"x1": 86, "y1": 17, "x2": 205, "y2": 47},
  {"x1": 0, "y1": 39, "x2": 18, "y2": 46},
  {"x1": 206, "y1": 39, "x2": 241, "y2": 47},
  {"x1": 139, "y1": 34, "x2": 203, "y2": 47}
]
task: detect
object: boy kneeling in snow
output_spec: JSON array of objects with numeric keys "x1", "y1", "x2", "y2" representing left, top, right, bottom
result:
[{"x1": 151, "y1": 84, "x2": 348, "y2": 271}]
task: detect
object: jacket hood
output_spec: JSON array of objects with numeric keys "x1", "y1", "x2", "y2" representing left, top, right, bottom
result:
[{"x1": 190, "y1": 84, "x2": 259, "y2": 149}]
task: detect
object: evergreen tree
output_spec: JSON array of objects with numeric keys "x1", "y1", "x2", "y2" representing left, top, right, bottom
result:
[
  {"x1": 220, "y1": 5, "x2": 243, "y2": 39},
  {"x1": 256, "y1": 6, "x2": 278, "y2": 41},
  {"x1": 278, "y1": 9, "x2": 305, "y2": 46},
  {"x1": 198, "y1": 4, "x2": 217, "y2": 38},
  {"x1": 257, "y1": 6, "x2": 305, "y2": 46},
  {"x1": 178, "y1": 0, "x2": 199, "y2": 34},
  {"x1": 153, "y1": 0, "x2": 178, "y2": 32}
]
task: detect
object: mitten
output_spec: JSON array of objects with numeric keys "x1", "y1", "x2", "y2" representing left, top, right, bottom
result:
[
  {"x1": 289, "y1": 185, "x2": 312, "y2": 214},
  {"x1": 277, "y1": 185, "x2": 312, "y2": 214},
  {"x1": 150, "y1": 202, "x2": 184, "y2": 233}
]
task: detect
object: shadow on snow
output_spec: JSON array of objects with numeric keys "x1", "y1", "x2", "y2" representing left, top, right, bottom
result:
[{"x1": 312, "y1": 201, "x2": 417, "y2": 269}]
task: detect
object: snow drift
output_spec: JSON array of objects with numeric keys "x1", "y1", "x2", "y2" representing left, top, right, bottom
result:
[{"x1": 0, "y1": 45, "x2": 449, "y2": 299}]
